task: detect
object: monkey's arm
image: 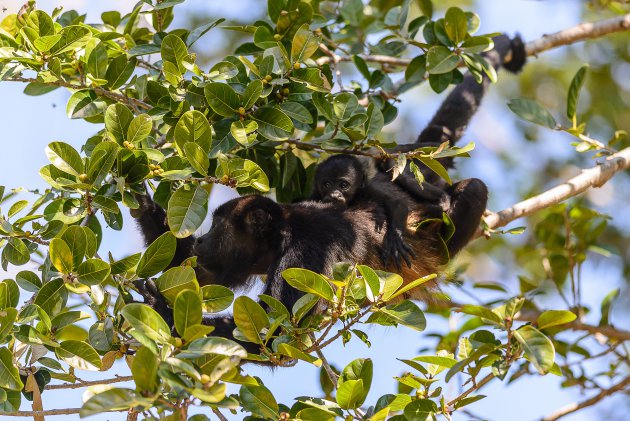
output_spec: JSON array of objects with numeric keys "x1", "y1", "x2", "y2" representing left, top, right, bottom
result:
[
  {"x1": 363, "y1": 183, "x2": 416, "y2": 269},
  {"x1": 417, "y1": 35, "x2": 526, "y2": 149}
]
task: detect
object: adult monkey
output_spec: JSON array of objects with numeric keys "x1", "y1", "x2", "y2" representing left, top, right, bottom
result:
[{"x1": 132, "y1": 35, "x2": 526, "y2": 353}]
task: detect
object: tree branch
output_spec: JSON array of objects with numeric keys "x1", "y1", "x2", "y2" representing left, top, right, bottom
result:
[
  {"x1": 0, "y1": 408, "x2": 125, "y2": 416},
  {"x1": 540, "y1": 375, "x2": 630, "y2": 421},
  {"x1": 447, "y1": 373, "x2": 495, "y2": 408},
  {"x1": 45, "y1": 375, "x2": 134, "y2": 390},
  {"x1": 483, "y1": 146, "x2": 630, "y2": 232},
  {"x1": 316, "y1": 14, "x2": 630, "y2": 67},
  {"x1": 516, "y1": 310, "x2": 630, "y2": 342},
  {"x1": 525, "y1": 13, "x2": 630, "y2": 57},
  {"x1": 4, "y1": 76, "x2": 151, "y2": 110}
]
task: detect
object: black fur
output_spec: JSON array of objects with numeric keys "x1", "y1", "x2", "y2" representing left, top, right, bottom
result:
[
  {"x1": 311, "y1": 155, "x2": 416, "y2": 269},
  {"x1": 131, "y1": 34, "x2": 526, "y2": 355}
]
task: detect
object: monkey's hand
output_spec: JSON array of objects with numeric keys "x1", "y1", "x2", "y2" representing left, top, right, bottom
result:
[
  {"x1": 381, "y1": 228, "x2": 416, "y2": 270},
  {"x1": 133, "y1": 279, "x2": 174, "y2": 327}
]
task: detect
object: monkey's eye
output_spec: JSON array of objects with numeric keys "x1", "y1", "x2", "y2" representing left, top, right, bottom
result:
[
  {"x1": 340, "y1": 181, "x2": 350, "y2": 190},
  {"x1": 323, "y1": 181, "x2": 332, "y2": 189}
]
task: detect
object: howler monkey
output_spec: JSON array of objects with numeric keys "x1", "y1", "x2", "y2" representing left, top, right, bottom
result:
[
  {"x1": 132, "y1": 34, "x2": 527, "y2": 354},
  {"x1": 311, "y1": 154, "x2": 419, "y2": 269}
]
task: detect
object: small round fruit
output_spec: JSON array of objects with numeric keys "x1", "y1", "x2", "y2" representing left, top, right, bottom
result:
[
  {"x1": 200, "y1": 374, "x2": 211, "y2": 384},
  {"x1": 78, "y1": 173, "x2": 89, "y2": 183}
]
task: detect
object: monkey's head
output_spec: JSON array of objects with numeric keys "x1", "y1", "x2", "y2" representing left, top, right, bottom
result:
[
  {"x1": 314, "y1": 155, "x2": 365, "y2": 206},
  {"x1": 193, "y1": 195, "x2": 283, "y2": 288}
]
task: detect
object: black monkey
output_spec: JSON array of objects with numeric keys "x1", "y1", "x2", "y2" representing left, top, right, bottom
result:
[
  {"x1": 132, "y1": 34, "x2": 527, "y2": 353},
  {"x1": 311, "y1": 154, "x2": 419, "y2": 269}
]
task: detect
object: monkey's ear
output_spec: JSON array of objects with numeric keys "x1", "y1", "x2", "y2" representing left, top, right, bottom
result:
[{"x1": 247, "y1": 208, "x2": 273, "y2": 232}]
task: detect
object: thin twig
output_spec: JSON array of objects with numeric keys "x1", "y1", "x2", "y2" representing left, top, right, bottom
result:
[
  {"x1": 5, "y1": 76, "x2": 151, "y2": 110},
  {"x1": 0, "y1": 408, "x2": 126, "y2": 416},
  {"x1": 309, "y1": 332, "x2": 339, "y2": 384},
  {"x1": 447, "y1": 373, "x2": 495, "y2": 408},
  {"x1": 212, "y1": 408, "x2": 229, "y2": 421},
  {"x1": 540, "y1": 375, "x2": 630, "y2": 421},
  {"x1": 45, "y1": 375, "x2": 134, "y2": 390}
]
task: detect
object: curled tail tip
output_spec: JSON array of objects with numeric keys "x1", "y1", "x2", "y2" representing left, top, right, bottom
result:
[{"x1": 504, "y1": 33, "x2": 527, "y2": 74}]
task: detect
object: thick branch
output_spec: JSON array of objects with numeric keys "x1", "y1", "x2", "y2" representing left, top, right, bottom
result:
[
  {"x1": 525, "y1": 14, "x2": 630, "y2": 57},
  {"x1": 316, "y1": 14, "x2": 630, "y2": 67},
  {"x1": 540, "y1": 375, "x2": 630, "y2": 421},
  {"x1": 483, "y1": 147, "x2": 630, "y2": 231}
]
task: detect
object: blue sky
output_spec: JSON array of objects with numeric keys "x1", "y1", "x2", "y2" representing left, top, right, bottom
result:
[{"x1": 0, "y1": 1, "x2": 626, "y2": 420}]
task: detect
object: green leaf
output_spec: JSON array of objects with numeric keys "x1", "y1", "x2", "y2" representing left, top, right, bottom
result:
[
  {"x1": 0, "y1": 347, "x2": 23, "y2": 390},
  {"x1": 174, "y1": 290, "x2": 202, "y2": 337},
  {"x1": 105, "y1": 104, "x2": 134, "y2": 144},
  {"x1": 253, "y1": 107, "x2": 294, "y2": 141},
  {"x1": 167, "y1": 184, "x2": 209, "y2": 238},
  {"x1": 508, "y1": 99, "x2": 557, "y2": 129},
  {"x1": 0, "y1": 308, "x2": 17, "y2": 342},
  {"x1": 136, "y1": 232, "x2": 177, "y2": 277},
  {"x1": 67, "y1": 90, "x2": 108, "y2": 119},
  {"x1": 131, "y1": 346, "x2": 159, "y2": 393},
  {"x1": 161, "y1": 33, "x2": 188, "y2": 74},
  {"x1": 121, "y1": 303, "x2": 172, "y2": 343},
  {"x1": 404, "y1": 399, "x2": 438, "y2": 420},
  {"x1": 127, "y1": 114, "x2": 153, "y2": 145},
  {"x1": 201, "y1": 285, "x2": 235, "y2": 313},
  {"x1": 282, "y1": 268, "x2": 334, "y2": 301},
  {"x1": 50, "y1": 25, "x2": 91, "y2": 55},
  {"x1": 365, "y1": 103, "x2": 384, "y2": 138},
  {"x1": 412, "y1": 355, "x2": 457, "y2": 369},
  {"x1": 128, "y1": 44, "x2": 161, "y2": 56},
  {"x1": 87, "y1": 141, "x2": 118, "y2": 186},
  {"x1": 155, "y1": 266, "x2": 199, "y2": 305},
  {"x1": 242, "y1": 80, "x2": 264, "y2": 110},
  {"x1": 178, "y1": 337, "x2": 247, "y2": 359},
  {"x1": 277, "y1": 343, "x2": 322, "y2": 366},
  {"x1": 174, "y1": 110, "x2": 213, "y2": 154},
  {"x1": 86, "y1": 39, "x2": 108, "y2": 80},
  {"x1": 61, "y1": 225, "x2": 87, "y2": 268},
  {"x1": 537, "y1": 310, "x2": 577, "y2": 330},
  {"x1": 45, "y1": 141, "x2": 83, "y2": 176},
  {"x1": 34, "y1": 278, "x2": 67, "y2": 316},
  {"x1": 426, "y1": 46, "x2": 460, "y2": 74},
  {"x1": 444, "y1": 7, "x2": 468, "y2": 44},
  {"x1": 230, "y1": 120, "x2": 258, "y2": 147},
  {"x1": 461, "y1": 36, "x2": 493, "y2": 54},
  {"x1": 600, "y1": 288, "x2": 620, "y2": 326},
  {"x1": 233, "y1": 296, "x2": 270, "y2": 344},
  {"x1": 240, "y1": 385, "x2": 279, "y2": 419},
  {"x1": 333, "y1": 92, "x2": 359, "y2": 122},
  {"x1": 567, "y1": 65, "x2": 588, "y2": 120},
  {"x1": 2, "y1": 238, "x2": 30, "y2": 266},
  {"x1": 368, "y1": 300, "x2": 426, "y2": 331},
  {"x1": 336, "y1": 379, "x2": 364, "y2": 410},
  {"x1": 15, "y1": 271, "x2": 42, "y2": 292},
  {"x1": 187, "y1": 18, "x2": 225, "y2": 47},
  {"x1": 77, "y1": 258, "x2": 110, "y2": 285},
  {"x1": 291, "y1": 24, "x2": 321, "y2": 63},
  {"x1": 204, "y1": 82, "x2": 240, "y2": 117},
  {"x1": 339, "y1": 358, "x2": 372, "y2": 406},
  {"x1": 56, "y1": 340, "x2": 102, "y2": 371},
  {"x1": 106, "y1": 55, "x2": 137, "y2": 89},
  {"x1": 49, "y1": 238, "x2": 74, "y2": 273},
  {"x1": 81, "y1": 388, "x2": 151, "y2": 417},
  {"x1": 183, "y1": 143, "x2": 209, "y2": 176},
  {"x1": 215, "y1": 157, "x2": 270, "y2": 192},
  {"x1": 279, "y1": 102, "x2": 313, "y2": 124},
  {"x1": 513, "y1": 325, "x2": 555, "y2": 374},
  {"x1": 459, "y1": 304, "x2": 504, "y2": 326},
  {"x1": 290, "y1": 68, "x2": 332, "y2": 92}
]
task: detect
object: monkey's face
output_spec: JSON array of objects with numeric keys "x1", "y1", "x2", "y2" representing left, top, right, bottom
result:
[
  {"x1": 192, "y1": 196, "x2": 281, "y2": 288},
  {"x1": 315, "y1": 165, "x2": 362, "y2": 206}
]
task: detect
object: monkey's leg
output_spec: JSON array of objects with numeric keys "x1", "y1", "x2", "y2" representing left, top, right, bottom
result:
[{"x1": 443, "y1": 178, "x2": 488, "y2": 256}]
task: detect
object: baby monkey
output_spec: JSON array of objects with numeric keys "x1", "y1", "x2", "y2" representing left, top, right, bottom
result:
[{"x1": 311, "y1": 154, "x2": 417, "y2": 269}]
